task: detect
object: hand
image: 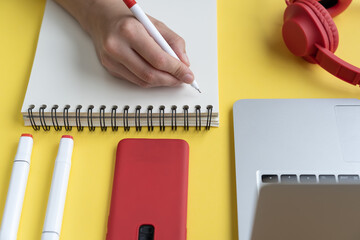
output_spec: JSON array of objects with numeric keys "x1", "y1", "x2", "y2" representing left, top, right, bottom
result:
[{"x1": 85, "y1": 0, "x2": 194, "y2": 88}]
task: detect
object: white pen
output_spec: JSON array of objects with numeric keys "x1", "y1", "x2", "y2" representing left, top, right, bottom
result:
[
  {"x1": 0, "y1": 134, "x2": 33, "y2": 240},
  {"x1": 42, "y1": 135, "x2": 74, "y2": 240},
  {"x1": 123, "y1": 0, "x2": 201, "y2": 93}
]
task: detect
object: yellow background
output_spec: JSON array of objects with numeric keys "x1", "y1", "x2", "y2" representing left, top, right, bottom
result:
[{"x1": 1, "y1": 0, "x2": 360, "y2": 239}]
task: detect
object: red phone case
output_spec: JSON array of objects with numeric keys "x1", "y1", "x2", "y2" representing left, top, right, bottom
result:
[{"x1": 106, "y1": 139, "x2": 189, "y2": 240}]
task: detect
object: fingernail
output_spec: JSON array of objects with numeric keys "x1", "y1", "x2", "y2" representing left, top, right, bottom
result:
[
  {"x1": 182, "y1": 53, "x2": 190, "y2": 66},
  {"x1": 182, "y1": 73, "x2": 194, "y2": 84}
]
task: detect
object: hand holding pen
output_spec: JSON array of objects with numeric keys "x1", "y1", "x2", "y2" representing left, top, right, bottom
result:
[
  {"x1": 123, "y1": 0, "x2": 201, "y2": 92},
  {"x1": 54, "y1": 0, "x2": 197, "y2": 89}
]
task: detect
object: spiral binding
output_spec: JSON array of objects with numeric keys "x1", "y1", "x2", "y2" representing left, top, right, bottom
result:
[
  {"x1": 28, "y1": 105, "x2": 40, "y2": 131},
  {"x1": 123, "y1": 106, "x2": 130, "y2": 131},
  {"x1": 183, "y1": 105, "x2": 189, "y2": 131},
  {"x1": 195, "y1": 105, "x2": 201, "y2": 131},
  {"x1": 171, "y1": 106, "x2": 177, "y2": 131},
  {"x1": 111, "y1": 106, "x2": 118, "y2": 131},
  {"x1": 206, "y1": 105, "x2": 213, "y2": 130},
  {"x1": 147, "y1": 106, "x2": 154, "y2": 132},
  {"x1": 76, "y1": 105, "x2": 83, "y2": 131},
  {"x1": 39, "y1": 105, "x2": 50, "y2": 131},
  {"x1": 27, "y1": 104, "x2": 214, "y2": 131},
  {"x1": 87, "y1": 105, "x2": 95, "y2": 131},
  {"x1": 135, "y1": 106, "x2": 142, "y2": 131},
  {"x1": 63, "y1": 105, "x2": 72, "y2": 131},
  {"x1": 159, "y1": 105, "x2": 165, "y2": 131},
  {"x1": 100, "y1": 106, "x2": 107, "y2": 131},
  {"x1": 51, "y1": 105, "x2": 62, "y2": 131}
]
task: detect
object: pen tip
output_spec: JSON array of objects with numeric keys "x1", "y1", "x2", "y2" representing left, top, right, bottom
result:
[{"x1": 197, "y1": 89, "x2": 201, "y2": 93}]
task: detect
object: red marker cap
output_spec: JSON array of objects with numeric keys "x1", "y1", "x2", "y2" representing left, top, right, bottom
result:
[
  {"x1": 62, "y1": 135, "x2": 73, "y2": 140},
  {"x1": 123, "y1": 0, "x2": 137, "y2": 8},
  {"x1": 21, "y1": 133, "x2": 33, "y2": 138}
]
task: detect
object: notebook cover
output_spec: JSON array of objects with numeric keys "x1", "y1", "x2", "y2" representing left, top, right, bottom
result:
[{"x1": 107, "y1": 139, "x2": 189, "y2": 240}]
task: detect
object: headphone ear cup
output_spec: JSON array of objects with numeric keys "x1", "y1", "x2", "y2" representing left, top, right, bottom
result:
[
  {"x1": 282, "y1": 1, "x2": 330, "y2": 60},
  {"x1": 282, "y1": 0, "x2": 339, "y2": 62}
]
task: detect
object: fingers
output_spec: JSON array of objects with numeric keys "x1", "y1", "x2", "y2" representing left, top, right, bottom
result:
[
  {"x1": 100, "y1": 50, "x2": 182, "y2": 87},
  {"x1": 128, "y1": 21, "x2": 194, "y2": 84},
  {"x1": 150, "y1": 16, "x2": 190, "y2": 66},
  {"x1": 100, "y1": 53, "x2": 150, "y2": 87}
]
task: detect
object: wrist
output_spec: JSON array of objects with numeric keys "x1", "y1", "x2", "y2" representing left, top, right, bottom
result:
[
  {"x1": 79, "y1": 0, "x2": 101, "y2": 34},
  {"x1": 84, "y1": 0, "x2": 129, "y2": 37}
]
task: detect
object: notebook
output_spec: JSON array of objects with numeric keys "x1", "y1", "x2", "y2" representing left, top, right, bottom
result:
[
  {"x1": 233, "y1": 98, "x2": 360, "y2": 240},
  {"x1": 21, "y1": 0, "x2": 218, "y2": 131}
]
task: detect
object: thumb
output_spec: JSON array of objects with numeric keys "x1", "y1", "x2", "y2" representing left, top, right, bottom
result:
[{"x1": 168, "y1": 60, "x2": 194, "y2": 84}]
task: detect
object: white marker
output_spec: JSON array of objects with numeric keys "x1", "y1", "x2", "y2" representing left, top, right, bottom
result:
[
  {"x1": 123, "y1": 0, "x2": 201, "y2": 93},
  {"x1": 0, "y1": 134, "x2": 33, "y2": 240},
  {"x1": 42, "y1": 135, "x2": 74, "y2": 240}
]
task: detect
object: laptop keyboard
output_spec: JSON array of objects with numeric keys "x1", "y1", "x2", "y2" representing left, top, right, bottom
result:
[{"x1": 261, "y1": 174, "x2": 360, "y2": 184}]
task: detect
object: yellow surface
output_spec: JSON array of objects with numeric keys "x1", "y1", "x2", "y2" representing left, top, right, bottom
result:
[{"x1": 1, "y1": 0, "x2": 360, "y2": 239}]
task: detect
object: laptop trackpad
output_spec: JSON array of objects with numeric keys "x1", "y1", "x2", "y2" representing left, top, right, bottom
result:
[{"x1": 335, "y1": 105, "x2": 360, "y2": 162}]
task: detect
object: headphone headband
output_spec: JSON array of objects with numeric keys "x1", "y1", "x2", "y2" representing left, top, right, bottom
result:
[
  {"x1": 288, "y1": 0, "x2": 352, "y2": 16},
  {"x1": 319, "y1": 0, "x2": 352, "y2": 16},
  {"x1": 315, "y1": 44, "x2": 360, "y2": 85}
]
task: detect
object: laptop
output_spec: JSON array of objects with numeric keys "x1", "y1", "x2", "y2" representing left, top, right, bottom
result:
[
  {"x1": 233, "y1": 99, "x2": 360, "y2": 240},
  {"x1": 251, "y1": 184, "x2": 360, "y2": 240}
]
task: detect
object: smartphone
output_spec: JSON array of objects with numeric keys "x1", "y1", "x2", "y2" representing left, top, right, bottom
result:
[{"x1": 106, "y1": 139, "x2": 189, "y2": 240}]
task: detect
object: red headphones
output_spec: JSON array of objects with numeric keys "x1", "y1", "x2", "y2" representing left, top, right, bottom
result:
[{"x1": 282, "y1": 0, "x2": 360, "y2": 86}]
